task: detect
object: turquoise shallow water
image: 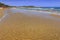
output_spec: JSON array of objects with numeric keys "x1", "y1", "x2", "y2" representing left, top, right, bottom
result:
[
  {"x1": 19, "y1": 7, "x2": 60, "y2": 11},
  {"x1": 8, "y1": 8, "x2": 60, "y2": 15},
  {"x1": 3, "y1": 7, "x2": 60, "y2": 15}
]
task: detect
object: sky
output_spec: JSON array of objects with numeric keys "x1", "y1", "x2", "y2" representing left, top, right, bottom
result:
[{"x1": 0, "y1": 0, "x2": 60, "y2": 7}]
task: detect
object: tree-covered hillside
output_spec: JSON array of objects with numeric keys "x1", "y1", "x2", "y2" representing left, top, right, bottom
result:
[{"x1": 0, "y1": 2, "x2": 9, "y2": 7}]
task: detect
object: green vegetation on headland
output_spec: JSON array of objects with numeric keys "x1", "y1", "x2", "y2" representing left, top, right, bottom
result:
[{"x1": 0, "y1": 2, "x2": 10, "y2": 7}]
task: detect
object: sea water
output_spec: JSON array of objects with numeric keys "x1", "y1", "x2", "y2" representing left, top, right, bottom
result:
[{"x1": 18, "y1": 7, "x2": 60, "y2": 15}]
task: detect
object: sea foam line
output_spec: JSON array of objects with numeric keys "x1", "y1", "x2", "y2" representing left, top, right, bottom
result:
[{"x1": 0, "y1": 10, "x2": 8, "y2": 22}]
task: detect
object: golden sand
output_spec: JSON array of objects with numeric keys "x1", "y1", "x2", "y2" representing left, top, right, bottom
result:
[{"x1": 0, "y1": 9, "x2": 60, "y2": 40}]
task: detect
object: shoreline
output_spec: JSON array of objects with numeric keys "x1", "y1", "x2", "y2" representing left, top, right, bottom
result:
[{"x1": 12, "y1": 8, "x2": 60, "y2": 16}]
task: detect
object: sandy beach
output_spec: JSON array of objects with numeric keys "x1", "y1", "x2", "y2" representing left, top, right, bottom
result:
[{"x1": 0, "y1": 8, "x2": 60, "y2": 40}]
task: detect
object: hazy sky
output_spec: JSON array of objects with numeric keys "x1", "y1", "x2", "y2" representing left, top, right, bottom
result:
[{"x1": 0, "y1": 0, "x2": 60, "y2": 7}]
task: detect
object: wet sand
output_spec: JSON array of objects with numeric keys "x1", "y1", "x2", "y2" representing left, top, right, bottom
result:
[
  {"x1": 0, "y1": 9, "x2": 60, "y2": 40},
  {"x1": 0, "y1": 9, "x2": 4, "y2": 18}
]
